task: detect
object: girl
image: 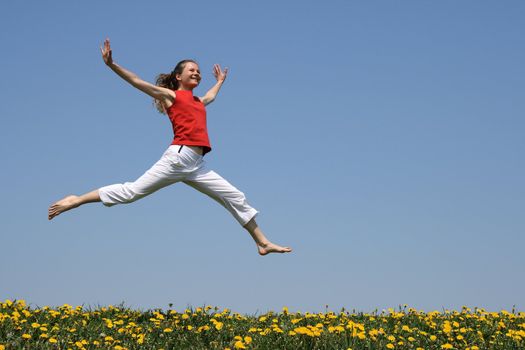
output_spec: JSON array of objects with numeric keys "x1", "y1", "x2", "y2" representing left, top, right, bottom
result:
[{"x1": 48, "y1": 38, "x2": 292, "y2": 256}]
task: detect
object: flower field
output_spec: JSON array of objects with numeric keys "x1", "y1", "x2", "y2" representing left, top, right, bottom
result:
[{"x1": 1, "y1": 300, "x2": 524, "y2": 349}]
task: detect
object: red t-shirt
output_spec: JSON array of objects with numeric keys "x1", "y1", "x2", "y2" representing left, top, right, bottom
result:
[{"x1": 166, "y1": 90, "x2": 211, "y2": 154}]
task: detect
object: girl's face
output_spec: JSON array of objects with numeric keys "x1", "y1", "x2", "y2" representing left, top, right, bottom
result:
[{"x1": 176, "y1": 62, "x2": 201, "y2": 90}]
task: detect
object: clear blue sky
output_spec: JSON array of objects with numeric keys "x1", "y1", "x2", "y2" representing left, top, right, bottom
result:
[{"x1": 1, "y1": 0, "x2": 523, "y2": 314}]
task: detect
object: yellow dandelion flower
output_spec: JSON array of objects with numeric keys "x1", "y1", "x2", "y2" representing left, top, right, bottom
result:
[
  {"x1": 22, "y1": 334, "x2": 32, "y2": 339},
  {"x1": 40, "y1": 333, "x2": 49, "y2": 338},
  {"x1": 408, "y1": 337, "x2": 415, "y2": 342},
  {"x1": 443, "y1": 322, "x2": 452, "y2": 334},
  {"x1": 31, "y1": 322, "x2": 41, "y2": 328},
  {"x1": 215, "y1": 322, "x2": 224, "y2": 330},
  {"x1": 163, "y1": 328, "x2": 173, "y2": 333},
  {"x1": 386, "y1": 343, "x2": 395, "y2": 349},
  {"x1": 441, "y1": 344, "x2": 453, "y2": 349},
  {"x1": 388, "y1": 335, "x2": 396, "y2": 342},
  {"x1": 244, "y1": 336, "x2": 252, "y2": 344},
  {"x1": 234, "y1": 341, "x2": 246, "y2": 349},
  {"x1": 187, "y1": 325, "x2": 193, "y2": 330},
  {"x1": 430, "y1": 335, "x2": 437, "y2": 341},
  {"x1": 0, "y1": 345, "x2": 5, "y2": 350},
  {"x1": 49, "y1": 338, "x2": 58, "y2": 344}
]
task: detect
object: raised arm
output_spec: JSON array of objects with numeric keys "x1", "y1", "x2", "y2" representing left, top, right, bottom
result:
[
  {"x1": 200, "y1": 64, "x2": 228, "y2": 106},
  {"x1": 100, "y1": 38, "x2": 175, "y2": 107}
]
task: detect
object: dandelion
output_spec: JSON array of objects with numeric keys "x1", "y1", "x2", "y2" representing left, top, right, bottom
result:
[
  {"x1": 441, "y1": 344, "x2": 453, "y2": 349},
  {"x1": 234, "y1": 341, "x2": 246, "y2": 349},
  {"x1": 49, "y1": 338, "x2": 58, "y2": 344},
  {"x1": 386, "y1": 343, "x2": 395, "y2": 349},
  {"x1": 22, "y1": 334, "x2": 32, "y2": 339}
]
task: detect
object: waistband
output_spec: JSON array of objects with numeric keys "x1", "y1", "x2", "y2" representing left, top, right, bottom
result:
[{"x1": 171, "y1": 144, "x2": 204, "y2": 157}]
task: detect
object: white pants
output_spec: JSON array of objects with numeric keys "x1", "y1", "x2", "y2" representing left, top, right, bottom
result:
[{"x1": 98, "y1": 145, "x2": 258, "y2": 226}]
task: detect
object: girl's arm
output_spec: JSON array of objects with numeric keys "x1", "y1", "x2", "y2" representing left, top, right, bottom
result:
[
  {"x1": 100, "y1": 38, "x2": 175, "y2": 106},
  {"x1": 200, "y1": 64, "x2": 228, "y2": 106}
]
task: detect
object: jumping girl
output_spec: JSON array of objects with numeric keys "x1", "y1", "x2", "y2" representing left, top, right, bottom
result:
[{"x1": 48, "y1": 38, "x2": 292, "y2": 256}]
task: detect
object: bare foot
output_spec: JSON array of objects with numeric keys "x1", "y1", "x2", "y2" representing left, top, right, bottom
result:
[
  {"x1": 48, "y1": 195, "x2": 80, "y2": 220},
  {"x1": 257, "y1": 242, "x2": 292, "y2": 256}
]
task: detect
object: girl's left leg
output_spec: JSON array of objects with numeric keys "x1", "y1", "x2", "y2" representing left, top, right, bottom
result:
[
  {"x1": 244, "y1": 218, "x2": 293, "y2": 256},
  {"x1": 184, "y1": 168, "x2": 292, "y2": 255}
]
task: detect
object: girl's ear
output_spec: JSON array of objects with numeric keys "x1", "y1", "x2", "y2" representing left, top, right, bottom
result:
[{"x1": 175, "y1": 73, "x2": 182, "y2": 81}]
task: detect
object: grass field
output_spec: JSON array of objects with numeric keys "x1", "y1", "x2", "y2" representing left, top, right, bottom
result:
[{"x1": 1, "y1": 300, "x2": 523, "y2": 349}]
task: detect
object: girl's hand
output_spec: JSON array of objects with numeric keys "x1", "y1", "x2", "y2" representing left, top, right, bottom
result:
[
  {"x1": 100, "y1": 38, "x2": 113, "y2": 66},
  {"x1": 213, "y1": 64, "x2": 228, "y2": 83}
]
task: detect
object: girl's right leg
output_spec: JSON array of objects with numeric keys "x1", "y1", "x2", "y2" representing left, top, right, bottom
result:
[
  {"x1": 48, "y1": 189, "x2": 101, "y2": 220},
  {"x1": 48, "y1": 147, "x2": 182, "y2": 220}
]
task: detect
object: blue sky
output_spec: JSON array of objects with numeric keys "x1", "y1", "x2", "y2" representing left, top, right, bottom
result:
[{"x1": 1, "y1": 0, "x2": 524, "y2": 314}]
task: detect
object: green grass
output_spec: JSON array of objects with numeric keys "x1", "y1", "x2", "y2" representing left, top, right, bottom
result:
[{"x1": 1, "y1": 300, "x2": 524, "y2": 349}]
